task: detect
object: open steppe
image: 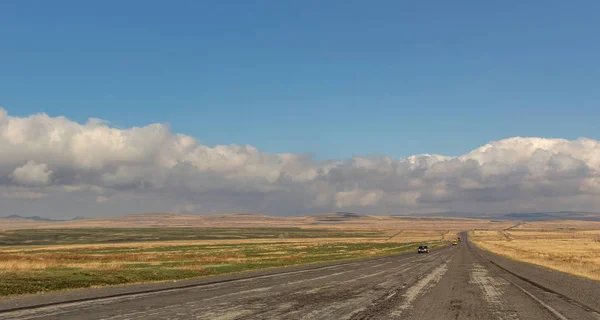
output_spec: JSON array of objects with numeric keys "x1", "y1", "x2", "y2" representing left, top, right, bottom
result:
[
  {"x1": 3, "y1": 212, "x2": 600, "y2": 301},
  {"x1": 1, "y1": 213, "x2": 491, "y2": 296}
]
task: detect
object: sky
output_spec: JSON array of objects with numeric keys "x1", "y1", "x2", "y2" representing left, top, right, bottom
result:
[{"x1": 1, "y1": 1, "x2": 600, "y2": 218}]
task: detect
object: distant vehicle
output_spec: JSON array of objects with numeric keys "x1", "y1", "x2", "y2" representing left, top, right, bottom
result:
[
  {"x1": 417, "y1": 245, "x2": 429, "y2": 253},
  {"x1": 457, "y1": 236, "x2": 462, "y2": 242},
  {"x1": 452, "y1": 240, "x2": 458, "y2": 245}
]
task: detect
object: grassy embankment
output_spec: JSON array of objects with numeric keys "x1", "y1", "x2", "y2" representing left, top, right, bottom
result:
[
  {"x1": 469, "y1": 225, "x2": 600, "y2": 281},
  {"x1": 0, "y1": 228, "x2": 448, "y2": 296}
]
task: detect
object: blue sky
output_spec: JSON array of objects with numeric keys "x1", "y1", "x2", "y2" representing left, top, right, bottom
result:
[{"x1": 2, "y1": 0, "x2": 599, "y2": 160}]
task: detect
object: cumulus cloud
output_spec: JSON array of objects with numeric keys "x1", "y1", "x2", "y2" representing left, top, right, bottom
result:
[
  {"x1": 11, "y1": 161, "x2": 53, "y2": 186},
  {"x1": 1, "y1": 107, "x2": 600, "y2": 218},
  {"x1": 335, "y1": 190, "x2": 384, "y2": 208}
]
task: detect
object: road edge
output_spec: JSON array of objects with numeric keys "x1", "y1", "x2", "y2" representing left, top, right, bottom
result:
[{"x1": 466, "y1": 233, "x2": 600, "y2": 313}]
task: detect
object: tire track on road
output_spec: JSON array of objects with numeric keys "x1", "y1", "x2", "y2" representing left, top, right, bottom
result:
[{"x1": 348, "y1": 249, "x2": 455, "y2": 320}]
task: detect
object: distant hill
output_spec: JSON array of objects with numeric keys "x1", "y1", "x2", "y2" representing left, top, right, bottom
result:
[
  {"x1": 500, "y1": 211, "x2": 600, "y2": 221},
  {"x1": 313, "y1": 212, "x2": 366, "y2": 222},
  {"x1": 0, "y1": 212, "x2": 510, "y2": 230},
  {"x1": 2, "y1": 211, "x2": 600, "y2": 232},
  {"x1": 396, "y1": 211, "x2": 600, "y2": 222},
  {"x1": 1, "y1": 214, "x2": 64, "y2": 222}
]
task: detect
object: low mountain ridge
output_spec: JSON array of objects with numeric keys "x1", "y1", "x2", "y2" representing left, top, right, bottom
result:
[
  {"x1": 1, "y1": 214, "x2": 64, "y2": 222},
  {"x1": 396, "y1": 211, "x2": 600, "y2": 222}
]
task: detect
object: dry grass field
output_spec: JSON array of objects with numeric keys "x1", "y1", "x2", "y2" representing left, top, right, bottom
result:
[
  {"x1": 470, "y1": 221, "x2": 600, "y2": 281},
  {"x1": 0, "y1": 225, "x2": 456, "y2": 297},
  {"x1": 0, "y1": 213, "x2": 514, "y2": 297},
  {"x1": 3, "y1": 212, "x2": 598, "y2": 297}
]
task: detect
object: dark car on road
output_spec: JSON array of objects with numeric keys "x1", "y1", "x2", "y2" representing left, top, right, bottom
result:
[{"x1": 417, "y1": 245, "x2": 429, "y2": 253}]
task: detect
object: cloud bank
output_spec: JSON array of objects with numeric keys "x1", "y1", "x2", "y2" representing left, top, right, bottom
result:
[{"x1": 1, "y1": 107, "x2": 599, "y2": 218}]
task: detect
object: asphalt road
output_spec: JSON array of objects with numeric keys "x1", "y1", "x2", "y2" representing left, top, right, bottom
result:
[{"x1": 1, "y1": 235, "x2": 599, "y2": 320}]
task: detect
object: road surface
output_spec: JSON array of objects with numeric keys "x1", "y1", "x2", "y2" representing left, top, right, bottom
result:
[{"x1": 1, "y1": 234, "x2": 599, "y2": 320}]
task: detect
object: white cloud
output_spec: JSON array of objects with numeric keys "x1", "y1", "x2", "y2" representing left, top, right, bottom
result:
[
  {"x1": 1, "y1": 107, "x2": 600, "y2": 217},
  {"x1": 11, "y1": 161, "x2": 53, "y2": 186},
  {"x1": 335, "y1": 190, "x2": 383, "y2": 208}
]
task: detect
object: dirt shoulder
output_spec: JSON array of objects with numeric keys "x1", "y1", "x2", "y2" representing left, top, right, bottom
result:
[{"x1": 469, "y1": 239, "x2": 600, "y2": 312}]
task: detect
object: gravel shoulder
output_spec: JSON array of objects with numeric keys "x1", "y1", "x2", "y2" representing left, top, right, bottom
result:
[{"x1": 469, "y1": 237, "x2": 600, "y2": 314}]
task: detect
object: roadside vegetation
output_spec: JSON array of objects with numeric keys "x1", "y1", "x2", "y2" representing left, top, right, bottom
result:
[
  {"x1": 0, "y1": 227, "x2": 447, "y2": 296},
  {"x1": 469, "y1": 226, "x2": 600, "y2": 281}
]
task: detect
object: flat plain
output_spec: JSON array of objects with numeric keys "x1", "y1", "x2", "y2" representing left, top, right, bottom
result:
[
  {"x1": 0, "y1": 213, "x2": 507, "y2": 296},
  {"x1": 3, "y1": 234, "x2": 600, "y2": 320},
  {"x1": 3, "y1": 212, "x2": 600, "y2": 307},
  {"x1": 2, "y1": 214, "x2": 600, "y2": 319},
  {"x1": 0, "y1": 224, "x2": 448, "y2": 297}
]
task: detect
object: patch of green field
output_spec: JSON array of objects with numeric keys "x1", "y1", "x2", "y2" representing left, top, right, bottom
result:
[
  {"x1": 1, "y1": 268, "x2": 206, "y2": 296},
  {"x1": 0, "y1": 228, "x2": 385, "y2": 246},
  {"x1": 0, "y1": 240, "x2": 442, "y2": 296}
]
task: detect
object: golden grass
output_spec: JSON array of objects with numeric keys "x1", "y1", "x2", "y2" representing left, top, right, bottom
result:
[
  {"x1": 0, "y1": 237, "x2": 383, "y2": 253},
  {"x1": 0, "y1": 231, "x2": 451, "y2": 274},
  {"x1": 390, "y1": 229, "x2": 455, "y2": 242},
  {"x1": 0, "y1": 259, "x2": 125, "y2": 273},
  {"x1": 0, "y1": 221, "x2": 464, "y2": 278},
  {"x1": 0, "y1": 230, "x2": 456, "y2": 253},
  {"x1": 0, "y1": 252, "x2": 251, "y2": 274},
  {"x1": 470, "y1": 228, "x2": 600, "y2": 281},
  {"x1": 0, "y1": 259, "x2": 61, "y2": 272},
  {"x1": 512, "y1": 220, "x2": 600, "y2": 230}
]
